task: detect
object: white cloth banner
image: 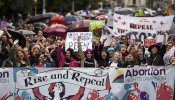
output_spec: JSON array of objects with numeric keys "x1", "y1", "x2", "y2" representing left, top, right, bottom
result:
[
  {"x1": 113, "y1": 14, "x2": 173, "y2": 42},
  {"x1": 16, "y1": 69, "x2": 108, "y2": 90},
  {"x1": 0, "y1": 66, "x2": 175, "y2": 100},
  {"x1": 65, "y1": 32, "x2": 92, "y2": 51}
]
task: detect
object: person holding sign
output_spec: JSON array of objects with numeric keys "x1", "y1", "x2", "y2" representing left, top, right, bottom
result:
[
  {"x1": 77, "y1": 36, "x2": 98, "y2": 67},
  {"x1": 56, "y1": 39, "x2": 78, "y2": 67}
]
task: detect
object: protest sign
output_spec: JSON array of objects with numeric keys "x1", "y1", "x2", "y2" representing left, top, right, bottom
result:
[
  {"x1": 113, "y1": 14, "x2": 173, "y2": 43},
  {"x1": 0, "y1": 66, "x2": 175, "y2": 100},
  {"x1": 65, "y1": 32, "x2": 92, "y2": 51},
  {"x1": 144, "y1": 38, "x2": 156, "y2": 47},
  {"x1": 89, "y1": 20, "x2": 105, "y2": 42}
]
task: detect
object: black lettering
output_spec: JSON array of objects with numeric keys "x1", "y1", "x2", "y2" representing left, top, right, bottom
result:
[
  {"x1": 139, "y1": 69, "x2": 144, "y2": 76},
  {"x1": 43, "y1": 76, "x2": 47, "y2": 81},
  {"x1": 69, "y1": 42, "x2": 73, "y2": 48},
  {"x1": 63, "y1": 70, "x2": 68, "y2": 79},
  {"x1": 51, "y1": 74, "x2": 56, "y2": 79},
  {"x1": 72, "y1": 72, "x2": 80, "y2": 81},
  {"x1": 91, "y1": 79, "x2": 96, "y2": 85},
  {"x1": 133, "y1": 69, "x2": 138, "y2": 76},
  {"x1": 160, "y1": 69, "x2": 166, "y2": 75},
  {"x1": 84, "y1": 78, "x2": 91, "y2": 86},
  {"x1": 139, "y1": 32, "x2": 147, "y2": 43},
  {"x1": 24, "y1": 77, "x2": 33, "y2": 87},
  {"x1": 80, "y1": 77, "x2": 85, "y2": 82},
  {"x1": 125, "y1": 70, "x2": 132, "y2": 78},
  {"x1": 38, "y1": 77, "x2": 42, "y2": 82}
]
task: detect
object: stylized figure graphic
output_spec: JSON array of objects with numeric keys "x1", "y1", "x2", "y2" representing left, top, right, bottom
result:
[
  {"x1": 105, "y1": 93, "x2": 118, "y2": 100},
  {"x1": 122, "y1": 82, "x2": 149, "y2": 100},
  {"x1": 152, "y1": 81, "x2": 173, "y2": 100},
  {"x1": 87, "y1": 90, "x2": 117, "y2": 100},
  {"x1": 87, "y1": 90, "x2": 105, "y2": 100},
  {"x1": 0, "y1": 92, "x2": 13, "y2": 100},
  {"x1": 32, "y1": 82, "x2": 85, "y2": 100}
]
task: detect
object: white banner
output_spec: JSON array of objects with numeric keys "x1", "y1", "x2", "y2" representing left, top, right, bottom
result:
[
  {"x1": 16, "y1": 69, "x2": 108, "y2": 90},
  {"x1": 0, "y1": 66, "x2": 175, "y2": 100},
  {"x1": 65, "y1": 32, "x2": 92, "y2": 51},
  {"x1": 113, "y1": 14, "x2": 173, "y2": 42}
]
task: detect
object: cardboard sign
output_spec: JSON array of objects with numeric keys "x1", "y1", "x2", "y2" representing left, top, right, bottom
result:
[
  {"x1": 113, "y1": 14, "x2": 173, "y2": 43},
  {"x1": 144, "y1": 38, "x2": 156, "y2": 47},
  {"x1": 65, "y1": 32, "x2": 92, "y2": 51}
]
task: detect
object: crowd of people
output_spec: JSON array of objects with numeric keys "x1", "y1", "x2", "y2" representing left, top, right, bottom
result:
[{"x1": 0, "y1": 13, "x2": 175, "y2": 68}]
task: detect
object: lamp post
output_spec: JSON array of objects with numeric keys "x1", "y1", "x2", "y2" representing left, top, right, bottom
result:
[
  {"x1": 43, "y1": 0, "x2": 46, "y2": 14},
  {"x1": 34, "y1": 0, "x2": 38, "y2": 15}
]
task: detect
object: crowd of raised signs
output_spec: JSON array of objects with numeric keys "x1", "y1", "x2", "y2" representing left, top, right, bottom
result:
[{"x1": 0, "y1": 12, "x2": 175, "y2": 68}]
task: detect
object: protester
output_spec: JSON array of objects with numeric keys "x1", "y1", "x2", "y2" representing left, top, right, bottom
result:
[
  {"x1": 146, "y1": 44, "x2": 164, "y2": 66},
  {"x1": 97, "y1": 49, "x2": 109, "y2": 68},
  {"x1": 56, "y1": 39, "x2": 78, "y2": 67},
  {"x1": 109, "y1": 52, "x2": 123, "y2": 68},
  {"x1": 0, "y1": 29, "x2": 12, "y2": 66},
  {"x1": 10, "y1": 40, "x2": 30, "y2": 67},
  {"x1": 120, "y1": 44, "x2": 128, "y2": 62},
  {"x1": 123, "y1": 53, "x2": 138, "y2": 68},
  {"x1": 0, "y1": 10, "x2": 174, "y2": 69},
  {"x1": 137, "y1": 48, "x2": 147, "y2": 66},
  {"x1": 78, "y1": 37, "x2": 98, "y2": 67}
]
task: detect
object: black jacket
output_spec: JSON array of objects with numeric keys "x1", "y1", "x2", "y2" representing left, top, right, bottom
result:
[{"x1": 146, "y1": 53, "x2": 164, "y2": 66}]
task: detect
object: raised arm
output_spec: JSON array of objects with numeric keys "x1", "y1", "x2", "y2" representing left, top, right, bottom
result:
[{"x1": 77, "y1": 36, "x2": 85, "y2": 60}]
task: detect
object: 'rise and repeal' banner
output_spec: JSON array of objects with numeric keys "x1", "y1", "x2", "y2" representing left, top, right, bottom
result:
[{"x1": 0, "y1": 66, "x2": 174, "y2": 100}]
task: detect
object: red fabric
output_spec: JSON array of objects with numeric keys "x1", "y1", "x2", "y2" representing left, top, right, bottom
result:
[
  {"x1": 38, "y1": 63, "x2": 42, "y2": 68},
  {"x1": 106, "y1": 75, "x2": 111, "y2": 91},
  {"x1": 50, "y1": 16, "x2": 64, "y2": 24},
  {"x1": 14, "y1": 96, "x2": 23, "y2": 100},
  {"x1": 95, "y1": 15, "x2": 108, "y2": 20},
  {"x1": 32, "y1": 87, "x2": 45, "y2": 100}
]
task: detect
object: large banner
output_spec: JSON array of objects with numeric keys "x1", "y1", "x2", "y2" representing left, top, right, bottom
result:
[
  {"x1": 0, "y1": 66, "x2": 175, "y2": 100},
  {"x1": 65, "y1": 32, "x2": 92, "y2": 51},
  {"x1": 113, "y1": 14, "x2": 174, "y2": 43}
]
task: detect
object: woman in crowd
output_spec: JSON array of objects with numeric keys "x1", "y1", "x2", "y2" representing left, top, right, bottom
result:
[
  {"x1": 78, "y1": 37, "x2": 98, "y2": 67},
  {"x1": 127, "y1": 43, "x2": 138, "y2": 60},
  {"x1": 120, "y1": 44, "x2": 128, "y2": 62},
  {"x1": 32, "y1": 53, "x2": 55, "y2": 67},
  {"x1": 10, "y1": 40, "x2": 30, "y2": 67},
  {"x1": 56, "y1": 39, "x2": 78, "y2": 67},
  {"x1": 97, "y1": 49, "x2": 109, "y2": 68},
  {"x1": 146, "y1": 44, "x2": 164, "y2": 66},
  {"x1": 137, "y1": 48, "x2": 147, "y2": 66},
  {"x1": 29, "y1": 44, "x2": 41, "y2": 65},
  {"x1": 123, "y1": 53, "x2": 138, "y2": 68},
  {"x1": 107, "y1": 47, "x2": 115, "y2": 62},
  {"x1": 109, "y1": 52, "x2": 123, "y2": 68}
]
